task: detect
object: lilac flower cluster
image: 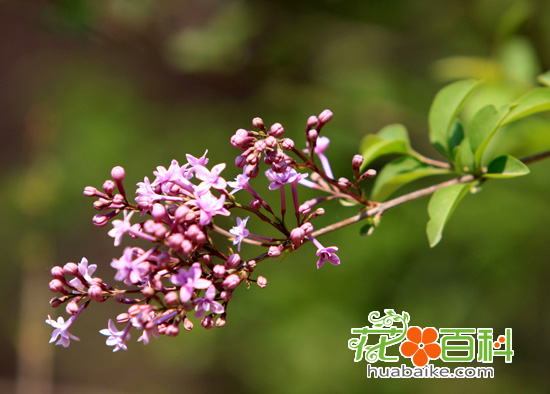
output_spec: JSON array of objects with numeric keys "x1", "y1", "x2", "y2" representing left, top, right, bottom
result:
[{"x1": 47, "y1": 110, "x2": 378, "y2": 351}]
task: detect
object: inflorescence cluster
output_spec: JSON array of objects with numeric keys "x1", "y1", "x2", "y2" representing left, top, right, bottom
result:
[{"x1": 46, "y1": 110, "x2": 378, "y2": 351}]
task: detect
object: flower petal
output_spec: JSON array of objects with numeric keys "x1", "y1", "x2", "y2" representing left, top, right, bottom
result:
[
  {"x1": 424, "y1": 343, "x2": 442, "y2": 359},
  {"x1": 399, "y1": 340, "x2": 419, "y2": 358},
  {"x1": 406, "y1": 326, "x2": 422, "y2": 344},
  {"x1": 412, "y1": 348, "x2": 429, "y2": 367},
  {"x1": 422, "y1": 327, "x2": 438, "y2": 344}
]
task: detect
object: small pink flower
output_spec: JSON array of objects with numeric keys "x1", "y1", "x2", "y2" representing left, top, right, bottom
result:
[
  {"x1": 229, "y1": 216, "x2": 250, "y2": 252},
  {"x1": 170, "y1": 262, "x2": 212, "y2": 302},
  {"x1": 195, "y1": 285, "x2": 225, "y2": 319},
  {"x1": 99, "y1": 319, "x2": 131, "y2": 352}
]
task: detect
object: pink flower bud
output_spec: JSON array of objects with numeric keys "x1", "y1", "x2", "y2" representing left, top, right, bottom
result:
[
  {"x1": 281, "y1": 138, "x2": 295, "y2": 150},
  {"x1": 88, "y1": 284, "x2": 104, "y2": 302},
  {"x1": 195, "y1": 232, "x2": 206, "y2": 248},
  {"x1": 247, "y1": 260, "x2": 257, "y2": 269},
  {"x1": 112, "y1": 194, "x2": 125, "y2": 205},
  {"x1": 352, "y1": 154, "x2": 364, "y2": 169},
  {"x1": 235, "y1": 155, "x2": 247, "y2": 168},
  {"x1": 166, "y1": 324, "x2": 180, "y2": 337},
  {"x1": 269, "y1": 123, "x2": 284, "y2": 137},
  {"x1": 202, "y1": 254, "x2": 212, "y2": 267},
  {"x1": 290, "y1": 227, "x2": 305, "y2": 249},
  {"x1": 360, "y1": 169, "x2": 377, "y2": 180},
  {"x1": 254, "y1": 139, "x2": 267, "y2": 152},
  {"x1": 166, "y1": 233, "x2": 184, "y2": 251},
  {"x1": 307, "y1": 115, "x2": 319, "y2": 130},
  {"x1": 338, "y1": 177, "x2": 352, "y2": 188},
  {"x1": 174, "y1": 205, "x2": 190, "y2": 222},
  {"x1": 63, "y1": 262, "x2": 79, "y2": 276},
  {"x1": 222, "y1": 274, "x2": 240, "y2": 289},
  {"x1": 299, "y1": 203, "x2": 311, "y2": 216},
  {"x1": 201, "y1": 315, "x2": 214, "y2": 330},
  {"x1": 181, "y1": 239, "x2": 194, "y2": 255},
  {"x1": 245, "y1": 164, "x2": 259, "y2": 178},
  {"x1": 117, "y1": 313, "x2": 130, "y2": 324},
  {"x1": 111, "y1": 166, "x2": 125, "y2": 181},
  {"x1": 215, "y1": 315, "x2": 226, "y2": 328},
  {"x1": 250, "y1": 199, "x2": 261, "y2": 210},
  {"x1": 318, "y1": 109, "x2": 333, "y2": 124},
  {"x1": 66, "y1": 299, "x2": 80, "y2": 315},
  {"x1": 49, "y1": 297, "x2": 64, "y2": 308},
  {"x1": 252, "y1": 117, "x2": 265, "y2": 130},
  {"x1": 151, "y1": 203, "x2": 166, "y2": 222},
  {"x1": 226, "y1": 253, "x2": 241, "y2": 268},
  {"x1": 300, "y1": 222, "x2": 314, "y2": 236},
  {"x1": 165, "y1": 291, "x2": 179, "y2": 307},
  {"x1": 265, "y1": 136, "x2": 277, "y2": 148},
  {"x1": 50, "y1": 266, "x2": 65, "y2": 280},
  {"x1": 186, "y1": 224, "x2": 201, "y2": 240},
  {"x1": 83, "y1": 186, "x2": 98, "y2": 197},
  {"x1": 141, "y1": 286, "x2": 155, "y2": 298},
  {"x1": 268, "y1": 245, "x2": 282, "y2": 257},
  {"x1": 92, "y1": 214, "x2": 109, "y2": 227},
  {"x1": 213, "y1": 265, "x2": 226, "y2": 279},
  {"x1": 257, "y1": 276, "x2": 267, "y2": 288},
  {"x1": 314, "y1": 208, "x2": 325, "y2": 217},
  {"x1": 220, "y1": 290, "x2": 232, "y2": 302},
  {"x1": 49, "y1": 279, "x2": 67, "y2": 294},
  {"x1": 307, "y1": 129, "x2": 318, "y2": 142},
  {"x1": 103, "y1": 180, "x2": 116, "y2": 196},
  {"x1": 183, "y1": 316, "x2": 194, "y2": 331}
]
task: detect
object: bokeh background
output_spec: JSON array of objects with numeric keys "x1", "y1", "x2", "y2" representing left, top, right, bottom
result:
[{"x1": 1, "y1": 0, "x2": 549, "y2": 393}]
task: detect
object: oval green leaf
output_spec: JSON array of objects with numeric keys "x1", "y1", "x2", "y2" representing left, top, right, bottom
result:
[
  {"x1": 429, "y1": 79, "x2": 482, "y2": 157},
  {"x1": 426, "y1": 183, "x2": 473, "y2": 247},
  {"x1": 485, "y1": 155, "x2": 530, "y2": 178},
  {"x1": 360, "y1": 124, "x2": 411, "y2": 167},
  {"x1": 502, "y1": 88, "x2": 550, "y2": 125}
]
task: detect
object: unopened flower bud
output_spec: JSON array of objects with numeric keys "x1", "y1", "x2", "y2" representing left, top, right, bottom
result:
[
  {"x1": 151, "y1": 203, "x2": 166, "y2": 222},
  {"x1": 102, "y1": 180, "x2": 116, "y2": 196},
  {"x1": 338, "y1": 177, "x2": 352, "y2": 188},
  {"x1": 174, "y1": 205, "x2": 190, "y2": 223},
  {"x1": 257, "y1": 276, "x2": 267, "y2": 288},
  {"x1": 252, "y1": 117, "x2": 265, "y2": 130},
  {"x1": 318, "y1": 109, "x2": 333, "y2": 124},
  {"x1": 254, "y1": 139, "x2": 267, "y2": 152},
  {"x1": 220, "y1": 290, "x2": 232, "y2": 302},
  {"x1": 281, "y1": 138, "x2": 294, "y2": 150},
  {"x1": 265, "y1": 136, "x2": 277, "y2": 148},
  {"x1": 63, "y1": 262, "x2": 79, "y2": 276},
  {"x1": 50, "y1": 266, "x2": 65, "y2": 281},
  {"x1": 195, "y1": 232, "x2": 206, "y2": 248},
  {"x1": 202, "y1": 254, "x2": 212, "y2": 267},
  {"x1": 216, "y1": 313, "x2": 227, "y2": 327},
  {"x1": 117, "y1": 313, "x2": 130, "y2": 324},
  {"x1": 307, "y1": 115, "x2": 319, "y2": 130},
  {"x1": 307, "y1": 129, "x2": 318, "y2": 142},
  {"x1": 299, "y1": 203, "x2": 311, "y2": 216},
  {"x1": 111, "y1": 166, "x2": 125, "y2": 182},
  {"x1": 92, "y1": 214, "x2": 109, "y2": 227},
  {"x1": 49, "y1": 279, "x2": 67, "y2": 294},
  {"x1": 183, "y1": 316, "x2": 194, "y2": 331},
  {"x1": 268, "y1": 245, "x2": 282, "y2": 257},
  {"x1": 247, "y1": 260, "x2": 257, "y2": 269},
  {"x1": 290, "y1": 227, "x2": 305, "y2": 249},
  {"x1": 226, "y1": 253, "x2": 241, "y2": 268},
  {"x1": 181, "y1": 239, "x2": 194, "y2": 255},
  {"x1": 352, "y1": 154, "x2": 364, "y2": 169},
  {"x1": 222, "y1": 274, "x2": 240, "y2": 289},
  {"x1": 314, "y1": 208, "x2": 325, "y2": 217},
  {"x1": 213, "y1": 265, "x2": 226, "y2": 278},
  {"x1": 245, "y1": 164, "x2": 259, "y2": 178},
  {"x1": 166, "y1": 233, "x2": 184, "y2": 250},
  {"x1": 83, "y1": 186, "x2": 98, "y2": 197},
  {"x1": 142, "y1": 286, "x2": 155, "y2": 298},
  {"x1": 250, "y1": 199, "x2": 261, "y2": 210},
  {"x1": 88, "y1": 284, "x2": 104, "y2": 302},
  {"x1": 112, "y1": 194, "x2": 125, "y2": 205},
  {"x1": 166, "y1": 324, "x2": 180, "y2": 337},
  {"x1": 300, "y1": 222, "x2": 314, "y2": 236},
  {"x1": 269, "y1": 123, "x2": 284, "y2": 137},
  {"x1": 165, "y1": 291, "x2": 179, "y2": 307},
  {"x1": 360, "y1": 169, "x2": 377, "y2": 181},
  {"x1": 235, "y1": 155, "x2": 247, "y2": 168},
  {"x1": 49, "y1": 297, "x2": 64, "y2": 308},
  {"x1": 201, "y1": 315, "x2": 214, "y2": 330},
  {"x1": 66, "y1": 299, "x2": 80, "y2": 315}
]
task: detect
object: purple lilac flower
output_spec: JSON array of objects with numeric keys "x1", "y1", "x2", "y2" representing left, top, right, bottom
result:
[
  {"x1": 227, "y1": 172, "x2": 250, "y2": 194},
  {"x1": 45, "y1": 304, "x2": 84, "y2": 348},
  {"x1": 195, "y1": 285, "x2": 225, "y2": 319},
  {"x1": 68, "y1": 257, "x2": 96, "y2": 290},
  {"x1": 170, "y1": 262, "x2": 212, "y2": 302},
  {"x1": 99, "y1": 319, "x2": 131, "y2": 352},
  {"x1": 308, "y1": 235, "x2": 340, "y2": 269},
  {"x1": 108, "y1": 210, "x2": 135, "y2": 247},
  {"x1": 186, "y1": 150, "x2": 209, "y2": 168},
  {"x1": 229, "y1": 216, "x2": 250, "y2": 252},
  {"x1": 187, "y1": 191, "x2": 230, "y2": 226},
  {"x1": 194, "y1": 163, "x2": 228, "y2": 194},
  {"x1": 151, "y1": 160, "x2": 193, "y2": 194},
  {"x1": 111, "y1": 247, "x2": 153, "y2": 286},
  {"x1": 136, "y1": 177, "x2": 185, "y2": 204},
  {"x1": 265, "y1": 168, "x2": 308, "y2": 190}
]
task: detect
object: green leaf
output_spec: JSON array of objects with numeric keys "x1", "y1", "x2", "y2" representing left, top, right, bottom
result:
[
  {"x1": 502, "y1": 88, "x2": 550, "y2": 125},
  {"x1": 359, "y1": 215, "x2": 382, "y2": 236},
  {"x1": 429, "y1": 79, "x2": 482, "y2": 157},
  {"x1": 484, "y1": 155, "x2": 530, "y2": 178},
  {"x1": 468, "y1": 104, "x2": 515, "y2": 170},
  {"x1": 426, "y1": 183, "x2": 473, "y2": 247},
  {"x1": 360, "y1": 124, "x2": 411, "y2": 167},
  {"x1": 371, "y1": 156, "x2": 451, "y2": 201},
  {"x1": 538, "y1": 71, "x2": 550, "y2": 87},
  {"x1": 448, "y1": 120, "x2": 465, "y2": 158},
  {"x1": 454, "y1": 138, "x2": 474, "y2": 174}
]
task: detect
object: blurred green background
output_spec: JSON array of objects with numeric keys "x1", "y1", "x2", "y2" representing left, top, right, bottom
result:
[{"x1": 1, "y1": 0, "x2": 549, "y2": 393}]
